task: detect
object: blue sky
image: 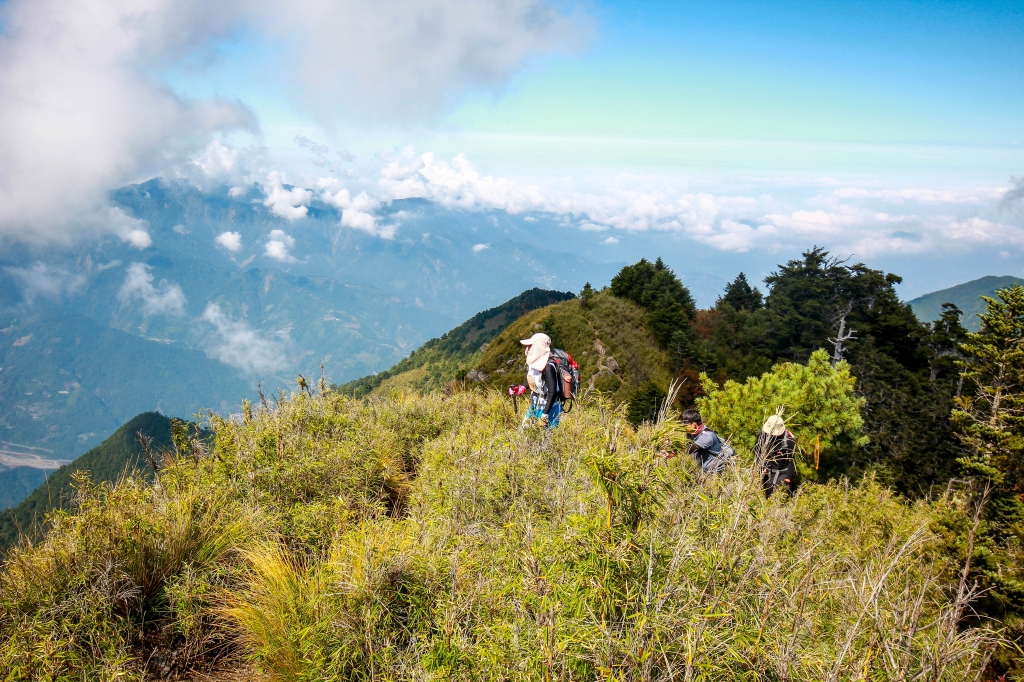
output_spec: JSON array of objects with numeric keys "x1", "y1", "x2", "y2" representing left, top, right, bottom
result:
[
  {"x1": 2, "y1": 0, "x2": 1023, "y2": 298},
  {"x1": 164, "y1": 0, "x2": 1024, "y2": 178}
]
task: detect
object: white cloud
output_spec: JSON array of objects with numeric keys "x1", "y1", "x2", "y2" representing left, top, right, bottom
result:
[
  {"x1": 318, "y1": 178, "x2": 394, "y2": 238},
  {"x1": 121, "y1": 229, "x2": 153, "y2": 249},
  {"x1": 177, "y1": 140, "x2": 265, "y2": 188},
  {"x1": 216, "y1": 231, "x2": 243, "y2": 252},
  {"x1": 353, "y1": 148, "x2": 1024, "y2": 257},
  {"x1": 264, "y1": 229, "x2": 297, "y2": 262},
  {"x1": 0, "y1": 0, "x2": 583, "y2": 245},
  {"x1": 201, "y1": 302, "x2": 289, "y2": 374},
  {"x1": 601, "y1": 236, "x2": 618, "y2": 245},
  {"x1": 263, "y1": 0, "x2": 588, "y2": 118},
  {"x1": 262, "y1": 172, "x2": 311, "y2": 220},
  {"x1": 0, "y1": 0, "x2": 255, "y2": 244},
  {"x1": 118, "y1": 263, "x2": 187, "y2": 316},
  {"x1": 472, "y1": 243, "x2": 490, "y2": 252},
  {"x1": 4, "y1": 263, "x2": 86, "y2": 304}
]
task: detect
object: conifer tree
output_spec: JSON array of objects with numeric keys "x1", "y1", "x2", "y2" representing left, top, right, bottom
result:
[
  {"x1": 953, "y1": 285, "x2": 1024, "y2": 493},
  {"x1": 610, "y1": 257, "x2": 696, "y2": 347},
  {"x1": 949, "y1": 285, "x2": 1024, "y2": 671},
  {"x1": 717, "y1": 272, "x2": 763, "y2": 311}
]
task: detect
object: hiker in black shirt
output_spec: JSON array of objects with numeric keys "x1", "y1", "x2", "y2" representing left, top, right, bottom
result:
[{"x1": 755, "y1": 415, "x2": 797, "y2": 497}]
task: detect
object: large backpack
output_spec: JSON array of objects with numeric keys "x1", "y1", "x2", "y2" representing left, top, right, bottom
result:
[{"x1": 548, "y1": 349, "x2": 580, "y2": 408}]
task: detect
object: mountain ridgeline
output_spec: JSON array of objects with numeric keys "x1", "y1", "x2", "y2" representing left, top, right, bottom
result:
[
  {"x1": 0, "y1": 412, "x2": 175, "y2": 550},
  {"x1": 338, "y1": 288, "x2": 576, "y2": 398},
  {"x1": 910, "y1": 274, "x2": 1024, "y2": 331}
]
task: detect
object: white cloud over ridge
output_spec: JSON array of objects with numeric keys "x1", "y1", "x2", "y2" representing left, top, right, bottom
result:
[
  {"x1": 118, "y1": 263, "x2": 187, "y2": 316},
  {"x1": 216, "y1": 231, "x2": 243, "y2": 252},
  {"x1": 202, "y1": 302, "x2": 289, "y2": 375},
  {"x1": 352, "y1": 148, "x2": 1024, "y2": 257},
  {"x1": 264, "y1": 229, "x2": 297, "y2": 262},
  {"x1": 318, "y1": 178, "x2": 393, "y2": 238},
  {"x1": 263, "y1": 172, "x2": 312, "y2": 221},
  {"x1": 0, "y1": 0, "x2": 582, "y2": 244},
  {"x1": 4, "y1": 263, "x2": 87, "y2": 304}
]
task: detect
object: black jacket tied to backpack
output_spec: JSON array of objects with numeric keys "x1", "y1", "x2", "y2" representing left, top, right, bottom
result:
[
  {"x1": 755, "y1": 430, "x2": 797, "y2": 496},
  {"x1": 538, "y1": 362, "x2": 561, "y2": 418},
  {"x1": 545, "y1": 349, "x2": 580, "y2": 412}
]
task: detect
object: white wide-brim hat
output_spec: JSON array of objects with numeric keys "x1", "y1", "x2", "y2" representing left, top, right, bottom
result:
[
  {"x1": 520, "y1": 332, "x2": 552, "y2": 371},
  {"x1": 762, "y1": 414, "x2": 786, "y2": 436}
]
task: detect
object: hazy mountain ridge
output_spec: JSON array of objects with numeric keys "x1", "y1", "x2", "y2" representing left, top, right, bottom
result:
[
  {"x1": 910, "y1": 275, "x2": 1024, "y2": 331},
  {"x1": 0, "y1": 179, "x2": 622, "y2": 473},
  {"x1": 0, "y1": 304, "x2": 250, "y2": 461}
]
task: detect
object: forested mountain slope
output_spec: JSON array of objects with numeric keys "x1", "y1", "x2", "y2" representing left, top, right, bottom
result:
[
  {"x1": 339, "y1": 288, "x2": 575, "y2": 398},
  {"x1": 910, "y1": 275, "x2": 1024, "y2": 330},
  {"x1": 0, "y1": 307, "x2": 251, "y2": 463},
  {"x1": 0, "y1": 412, "x2": 174, "y2": 550}
]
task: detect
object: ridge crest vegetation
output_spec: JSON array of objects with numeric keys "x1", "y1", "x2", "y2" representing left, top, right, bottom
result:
[
  {"x1": 0, "y1": 368, "x2": 1000, "y2": 679},
  {"x1": 2, "y1": 250, "x2": 1023, "y2": 678}
]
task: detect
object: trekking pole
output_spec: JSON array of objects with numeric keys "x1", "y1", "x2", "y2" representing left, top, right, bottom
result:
[{"x1": 508, "y1": 384, "x2": 525, "y2": 417}]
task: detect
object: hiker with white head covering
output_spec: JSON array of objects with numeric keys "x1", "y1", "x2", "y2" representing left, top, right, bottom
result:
[
  {"x1": 520, "y1": 332, "x2": 563, "y2": 428},
  {"x1": 755, "y1": 414, "x2": 797, "y2": 497}
]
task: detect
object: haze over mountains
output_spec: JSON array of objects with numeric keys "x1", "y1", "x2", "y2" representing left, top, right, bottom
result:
[
  {"x1": 2, "y1": 174, "x2": 1020, "y2": 510},
  {"x1": 0, "y1": 179, "x2": 628, "y2": 462}
]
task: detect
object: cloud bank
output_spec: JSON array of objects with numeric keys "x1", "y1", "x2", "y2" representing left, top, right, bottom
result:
[
  {"x1": 0, "y1": 0, "x2": 584, "y2": 244},
  {"x1": 270, "y1": 147, "x2": 1024, "y2": 260}
]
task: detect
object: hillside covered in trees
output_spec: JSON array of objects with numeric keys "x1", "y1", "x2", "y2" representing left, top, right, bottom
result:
[{"x1": 0, "y1": 412, "x2": 176, "y2": 550}]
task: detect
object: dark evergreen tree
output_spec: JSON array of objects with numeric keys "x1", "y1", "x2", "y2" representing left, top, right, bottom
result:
[
  {"x1": 610, "y1": 258, "x2": 696, "y2": 347},
  {"x1": 717, "y1": 272, "x2": 763, "y2": 311},
  {"x1": 580, "y1": 282, "x2": 595, "y2": 309},
  {"x1": 928, "y1": 303, "x2": 969, "y2": 385},
  {"x1": 749, "y1": 248, "x2": 955, "y2": 492}
]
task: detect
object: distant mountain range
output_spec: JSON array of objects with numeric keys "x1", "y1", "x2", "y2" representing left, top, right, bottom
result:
[
  {"x1": 1, "y1": 179, "x2": 625, "y2": 465},
  {"x1": 909, "y1": 275, "x2": 1024, "y2": 331},
  {"x1": 3, "y1": 176, "x2": 1021, "y2": 516}
]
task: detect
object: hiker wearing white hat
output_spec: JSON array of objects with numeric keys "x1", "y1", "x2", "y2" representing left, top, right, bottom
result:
[
  {"x1": 755, "y1": 413, "x2": 797, "y2": 497},
  {"x1": 520, "y1": 332, "x2": 562, "y2": 428}
]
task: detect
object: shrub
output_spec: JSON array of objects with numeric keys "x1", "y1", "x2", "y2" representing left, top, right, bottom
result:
[{"x1": 696, "y1": 349, "x2": 867, "y2": 477}]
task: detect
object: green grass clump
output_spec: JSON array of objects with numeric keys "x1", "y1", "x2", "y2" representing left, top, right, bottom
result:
[{"x1": 0, "y1": 382, "x2": 1001, "y2": 680}]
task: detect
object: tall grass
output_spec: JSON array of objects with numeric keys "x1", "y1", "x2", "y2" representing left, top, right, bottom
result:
[{"x1": 0, "y1": 385, "x2": 1002, "y2": 680}]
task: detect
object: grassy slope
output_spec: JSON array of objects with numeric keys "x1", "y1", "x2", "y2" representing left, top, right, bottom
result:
[
  {"x1": 0, "y1": 386, "x2": 995, "y2": 680},
  {"x1": 338, "y1": 288, "x2": 575, "y2": 398},
  {"x1": 910, "y1": 275, "x2": 1024, "y2": 330},
  {"x1": 0, "y1": 412, "x2": 173, "y2": 550},
  {"x1": 475, "y1": 289, "x2": 674, "y2": 404}
]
